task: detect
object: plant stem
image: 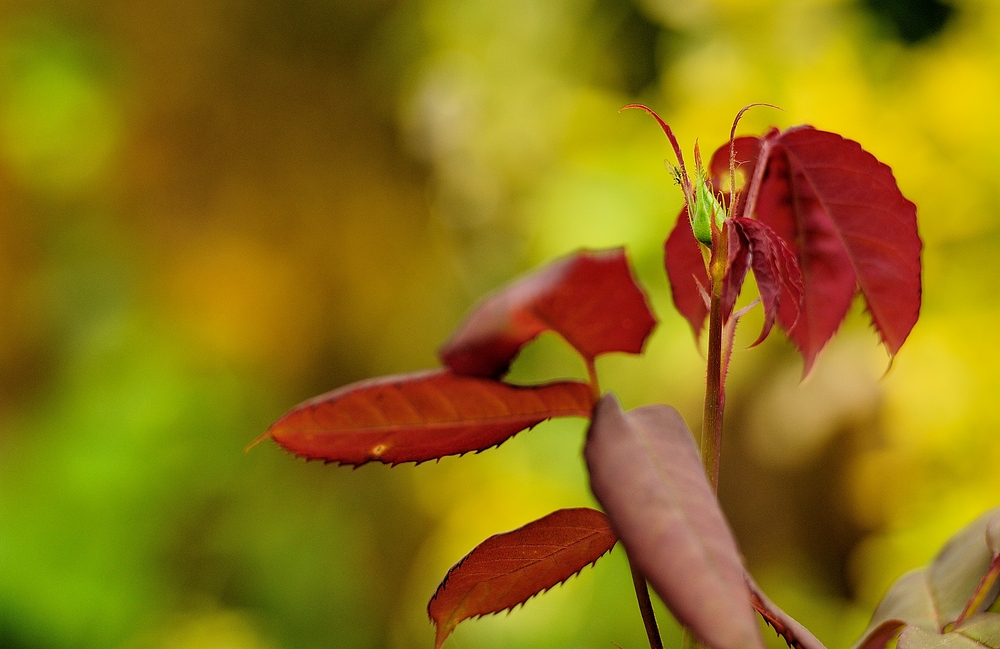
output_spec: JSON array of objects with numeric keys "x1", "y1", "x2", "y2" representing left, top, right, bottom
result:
[
  {"x1": 701, "y1": 289, "x2": 724, "y2": 493},
  {"x1": 628, "y1": 555, "x2": 664, "y2": 649},
  {"x1": 586, "y1": 359, "x2": 601, "y2": 404}
]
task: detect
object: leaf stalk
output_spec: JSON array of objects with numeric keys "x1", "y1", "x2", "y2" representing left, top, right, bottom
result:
[{"x1": 628, "y1": 554, "x2": 664, "y2": 649}]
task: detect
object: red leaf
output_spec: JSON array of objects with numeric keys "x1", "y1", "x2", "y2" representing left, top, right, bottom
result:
[
  {"x1": 258, "y1": 370, "x2": 593, "y2": 466},
  {"x1": 440, "y1": 248, "x2": 656, "y2": 378},
  {"x1": 724, "y1": 218, "x2": 804, "y2": 346},
  {"x1": 753, "y1": 127, "x2": 921, "y2": 372},
  {"x1": 584, "y1": 395, "x2": 765, "y2": 649},
  {"x1": 747, "y1": 573, "x2": 827, "y2": 649},
  {"x1": 428, "y1": 507, "x2": 617, "y2": 649},
  {"x1": 721, "y1": 220, "x2": 752, "y2": 323},
  {"x1": 664, "y1": 208, "x2": 710, "y2": 338}
]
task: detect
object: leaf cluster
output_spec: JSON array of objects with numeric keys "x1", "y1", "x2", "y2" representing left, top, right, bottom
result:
[{"x1": 249, "y1": 107, "x2": 989, "y2": 649}]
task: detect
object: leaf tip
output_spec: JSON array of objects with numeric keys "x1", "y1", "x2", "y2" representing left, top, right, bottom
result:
[
  {"x1": 432, "y1": 621, "x2": 453, "y2": 649},
  {"x1": 244, "y1": 431, "x2": 272, "y2": 454}
]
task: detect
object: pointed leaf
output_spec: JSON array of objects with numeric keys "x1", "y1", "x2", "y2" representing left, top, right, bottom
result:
[
  {"x1": 260, "y1": 370, "x2": 593, "y2": 466},
  {"x1": 665, "y1": 208, "x2": 711, "y2": 338},
  {"x1": 725, "y1": 218, "x2": 804, "y2": 346},
  {"x1": 746, "y1": 573, "x2": 827, "y2": 649},
  {"x1": 584, "y1": 394, "x2": 765, "y2": 649},
  {"x1": 427, "y1": 507, "x2": 617, "y2": 649},
  {"x1": 440, "y1": 248, "x2": 656, "y2": 377},
  {"x1": 753, "y1": 127, "x2": 921, "y2": 371}
]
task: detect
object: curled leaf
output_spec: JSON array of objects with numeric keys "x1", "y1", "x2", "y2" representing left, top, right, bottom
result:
[
  {"x1": 440, "y1": 248, "x2": 656, "y2": 378},
  {"x1": 257, "y1": 370, "x2": 593, "y2": 466},
  {"x1": 584, "y1": 394, "x2": 764, "y2": 649},
  {"x1": 428, "y1": 507, "x2": 617, "y2": 649},
  {"x1": 722, "y1": 218, "x2": 804, "y2": 346}
]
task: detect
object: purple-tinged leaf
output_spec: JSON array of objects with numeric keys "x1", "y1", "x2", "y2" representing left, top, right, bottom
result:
[
  {"x1": 428, "y1": 508, "x2": 617, "y2": 649},
  {"x1": 257, "y1": 370, "x2": 593, "y2": 466},
  {"x1": 746, "y1": 573, "x2": 827, "y2": 649},
  {"x1": 584, "y1": 394, "x2": 764, "y2": 649},
  {"x1": 929, "y1": 507, "x2": 1000, "y2": 625},
  {"x1": 852, "y1": 508, "x2": 1000, "y2": 649},
  {"x1": 440, "y1": 248, "x2": 656, "y2": 378}
]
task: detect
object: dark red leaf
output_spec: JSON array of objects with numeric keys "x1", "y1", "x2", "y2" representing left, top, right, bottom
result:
[
  {"x1": 428, "y1": 507, "x2": 617, "y2": 649},
  {"x1": 746, "y1": 573, "x2": 827, "y2": 649},
  {"x1": 439, "y1": 248, "x2": 656, "y2": 378},
  {"x1": 257, "y1": 370, "x2": 593, "y2": 466},
  {"x1": 664, "y1": 208, "x2": 710, "y2": 338},
  {"x1": 753, "y1": 127, "x2": 921, "y2": 372},
  {"x1": 721, "y1": 220, "x2": 752, "y2": 323},
  {"x1": 724, "y1": 218, "x2": 804, "y2": 346},
  {"x1": 584, "y1": 394, "x2": 765, "y2": 649}
]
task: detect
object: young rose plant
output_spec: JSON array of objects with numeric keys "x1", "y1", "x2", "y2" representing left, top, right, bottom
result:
[{"x1": 251, "y1": 105, "x2": 1000, "y2": 649}]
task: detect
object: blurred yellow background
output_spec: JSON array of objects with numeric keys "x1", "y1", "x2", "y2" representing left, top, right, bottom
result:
[{"x1": 0, "y1": 0, "x2": 995, "y2": 647}]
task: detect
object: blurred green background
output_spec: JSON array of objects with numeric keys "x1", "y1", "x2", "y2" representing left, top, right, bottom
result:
[{"x1": 0, "y1": 0, "x2": 996, "y2": 647}]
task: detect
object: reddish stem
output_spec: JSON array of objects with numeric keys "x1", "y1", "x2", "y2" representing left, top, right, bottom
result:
[
  {"x1": 628, "y1": 555, "x2": 664, "y2": 649},
  {"x1": 586, "y1": 359, "x2": 601, "y2": 404},
  {"x1": 700, "y1": 227, "x2": 729, "y2": 492},
  {"x1": 701, "y1": 292, "x2": 724, "y2": 492}
]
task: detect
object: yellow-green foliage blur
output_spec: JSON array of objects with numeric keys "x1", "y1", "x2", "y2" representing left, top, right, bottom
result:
[{"x1": 0, "y1": 0, "x2": 993, "y2": 648}]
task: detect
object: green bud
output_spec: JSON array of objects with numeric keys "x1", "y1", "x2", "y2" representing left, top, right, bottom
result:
[{"x1": 690, "y1": 176, "x2": 726, "y2": 247}]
